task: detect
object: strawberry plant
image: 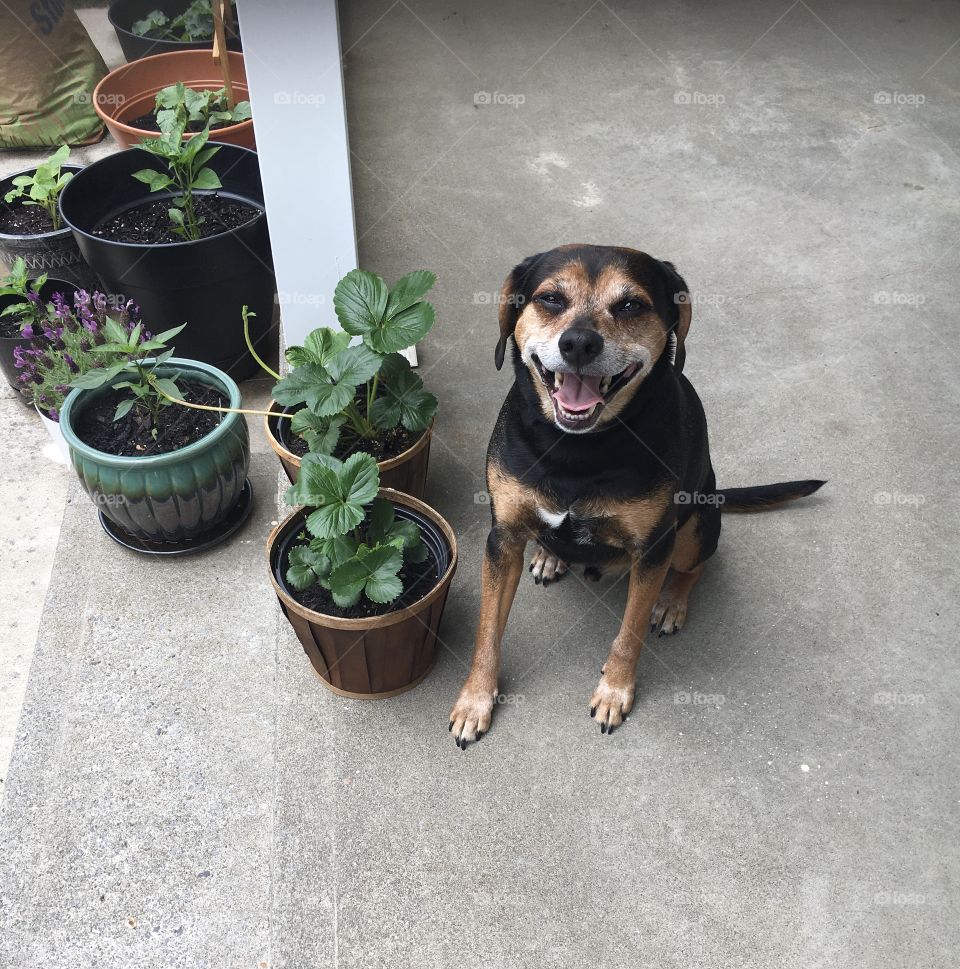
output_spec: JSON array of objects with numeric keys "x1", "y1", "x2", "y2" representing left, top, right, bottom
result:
[
  {"x1": 284, "y1": 452, "x2": 428, "y2": 607},
  {"x1": 263, "y1": 269, "x2": 438, "y2": 458}
]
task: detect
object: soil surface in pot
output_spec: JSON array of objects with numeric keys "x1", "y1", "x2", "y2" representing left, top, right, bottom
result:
[
  {"x1": 0, "y1": 313, "x2": 27, "y2": 339},
  {"x1": 94, "y1": 195, "x2": 259, "y2": 245},
  {"x1": 74, "y1": 378, "x2": 225, "y2": 456},
  {"x1": 0, "y1": 204, "x2": 57, "y2": 236},
  {"x1": 125, "y1": 112, "x2": 236, "y2": 134},
  {"x1": 284, "y1": 523, "x2": 441, "y2": 620}
]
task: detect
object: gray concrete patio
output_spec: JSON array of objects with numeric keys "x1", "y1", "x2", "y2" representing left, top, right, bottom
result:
[{"x1": 1, "y1": 1, "x2": 958, "y2": 966}]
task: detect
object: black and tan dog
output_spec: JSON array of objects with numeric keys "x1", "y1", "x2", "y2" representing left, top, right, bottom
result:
[{"x1": 449, "y1": 244, "x2": 824, "y2": 748}]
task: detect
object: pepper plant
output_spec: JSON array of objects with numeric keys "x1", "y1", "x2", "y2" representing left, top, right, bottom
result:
[
  {"x1": 132, "y1": 121, "x2": 222, "y2": 241},
  {"x1": 0, "y1": 258, "x2": 49, "y2": 334},
  {"x1": 3, "y1": 145, "x2": 73, "y2": 231},
  {"x1": 267, "y1": 269, "x2": 438, "y2": 457},
  {"x1": 154, "y1": 82, "x2": 252, "y2": 133},
  {"x1": 69, "y1": 321, "x2": 187, "y2": 433},
  {"x1": 284, "y1": 451, "x2": 427, "y2": 607}
]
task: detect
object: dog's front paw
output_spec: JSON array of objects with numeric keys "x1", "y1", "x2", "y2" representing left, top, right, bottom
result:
[
  {"x1": 529, "y1": 544, "x2": 567, "y2": 587},
  {"x1": 449, "y1": 684, "x2": 496, "y2": 750},
  {"x1": 589, "y1": 671, "x2": 635, "y2": 734}
]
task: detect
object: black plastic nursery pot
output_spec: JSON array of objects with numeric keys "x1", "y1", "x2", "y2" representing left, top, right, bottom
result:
[
  {"x1": 267, "y1": 489, "x2": 458, "y2": 699},
  {"x1": 59, "y1": 357, "x2": 251, "y2": 549},
  {"x1": 108, "y1": 0, "x2": 242, "y2": 61},
  {"x1": 0, "y1": 167, "x2": 99, "y2": 290},
  {"x1": 0, "y1": 277, "x2": 80, "y2": 399},
  {"x1": 58, "y1": 145, "x2": 275, "y2": 380}
]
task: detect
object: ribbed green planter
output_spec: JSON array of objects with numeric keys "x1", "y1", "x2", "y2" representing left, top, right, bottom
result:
[{"x1": 59, "y1": 358, "x2": 250, "y2": 542}]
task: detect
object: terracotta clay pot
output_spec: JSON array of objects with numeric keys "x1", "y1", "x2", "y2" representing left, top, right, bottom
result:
[
  {"x1": 265, "y1": 400, "x2": 433, "y2": 499},
  {"x1": 93, "y1": 50, "x2": 254, "y2": 149},
  {"x1": 268, "y1": 489, "x2": 457, "y2": 699}
]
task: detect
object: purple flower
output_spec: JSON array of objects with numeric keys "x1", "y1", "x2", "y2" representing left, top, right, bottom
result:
[
  {"x1": 21, "y1": 323, "x2": 33, "y2": 339},
  {"x1": 55, "y1": 383, "x2": 71, "y2": 394},
  {"x1": 79, "y1": 338, "x2": 91, "y2": 352},
  {"x1": 93, "y1": 292, "x2": 107, "y2": 312},
  {"x1": 47, "y1": 408, "x2": 59, "y2": 422},
  {"x1": 25, "y1": 291, "x2": 41, "y2": 305},
  {"x1": 64, "y1": 353, "x2": 79, "y2": 373}
]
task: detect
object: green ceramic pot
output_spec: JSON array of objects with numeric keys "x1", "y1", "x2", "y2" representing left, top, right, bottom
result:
[{"x1": 59, "y1": 358, "x2": 249, "y2": 542}]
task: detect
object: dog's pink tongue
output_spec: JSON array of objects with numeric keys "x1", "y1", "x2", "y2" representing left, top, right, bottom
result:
[{"x1": 553, "y1": 372, "x2": 604, "y2": 411}]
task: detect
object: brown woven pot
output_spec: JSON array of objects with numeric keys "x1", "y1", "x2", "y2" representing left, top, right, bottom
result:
[
  {"x1": 265, "y1": 400, "x2": 433, "y2": 499},
  {"x1": 268, "y1": 489, "x2": 457, "y2": 699},
  {"x1": 93, "y1": 50, "x2": 254, "y2": 149}
]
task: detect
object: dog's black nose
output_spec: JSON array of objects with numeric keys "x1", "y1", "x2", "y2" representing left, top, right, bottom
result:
[{"x1": 558, "y1": 327, "x2": 603, "y2": 368}]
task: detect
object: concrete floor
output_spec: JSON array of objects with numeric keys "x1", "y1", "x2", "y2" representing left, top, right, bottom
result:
[{"x1": 2, "y1": 1, "x2": 959, "y2": 966}]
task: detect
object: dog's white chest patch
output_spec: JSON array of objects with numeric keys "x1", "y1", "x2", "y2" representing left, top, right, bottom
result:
[{"x1": 536, "y1": 506, "x2": 568, "y2": 529}]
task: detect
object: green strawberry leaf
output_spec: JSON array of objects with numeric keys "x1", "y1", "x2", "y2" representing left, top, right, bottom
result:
[
  {"x1": 365, "y1": 299, "x2": 435, "y2": 354},
  {"x1": 291, "y1": 452, "x2": 379, "y2": 539},
  {"x1": 385, "y1": 269, "x2": 436, "y2": 318},
  {"x1": 326, "y1": 342, "x2": 382, "y2": 386},
  {"x1": 286, "y1": 544, "x2": 330, "y2": 590},
  {"x1": 290, "y1": 410, "x2": 345, "y2": 456},
  {"x1": 333, "y1": 269, "x2": 388, "y2": 337},
  {"x1": 330, "y1": 543, "x2": 403, "y2": 606},
  {"x1": 370, "y1": 361, "x2": 437, "y2": 432}
]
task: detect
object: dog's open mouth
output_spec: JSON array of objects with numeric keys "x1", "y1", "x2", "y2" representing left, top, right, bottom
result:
[{"x1": 532, "y1": 355, "x2": 641, "y2": 431}]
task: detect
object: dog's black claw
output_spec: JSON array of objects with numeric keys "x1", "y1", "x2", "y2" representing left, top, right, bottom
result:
[
  {"x1": 542, "y1": 579, "x2": 550, "y2": 588},
  {"x1": 448, "y1": 721, "x2": 453, "y2": 731},
  {"x1": 528, "y1": 563, "x2": 533, "y2": 572},
  {"x1": 590, "y1": 706, "x2": 596, "y2": 718},
  {"x1": 534, "y1": 575, "x2": 541, "y2": 585},
  {"x1": 600, "y1": 722, "x2": 608, "y2": 734}
]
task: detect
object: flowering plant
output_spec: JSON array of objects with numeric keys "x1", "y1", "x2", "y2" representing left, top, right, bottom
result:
[
  {"x1": 15, "y1": 291, "x2": 146, "y2": 422},
  {"x1": 0, "y1": 258, "x2": 49, "y2": 335}
]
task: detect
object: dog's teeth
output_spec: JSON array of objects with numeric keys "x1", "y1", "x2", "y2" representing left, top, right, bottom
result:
[
  {"x1": 555, "y1": 371, "x2": 564, "y2": 387},
  {"x1": 600, "y1": 377, "x2": 611, "y2": 394}
]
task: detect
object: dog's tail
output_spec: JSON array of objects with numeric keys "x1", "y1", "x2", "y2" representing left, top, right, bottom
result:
[{"x1": 718, "y1": 479, "x2": 826, "y2": 513}]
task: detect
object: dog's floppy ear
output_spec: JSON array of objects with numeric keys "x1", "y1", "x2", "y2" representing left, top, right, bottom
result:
[
  {"x1": 659, "y1": 260, "x2": 692, "y2": 374},
  {"x1": 495, "y1": 252, "x2": 544, "y2": 370}
]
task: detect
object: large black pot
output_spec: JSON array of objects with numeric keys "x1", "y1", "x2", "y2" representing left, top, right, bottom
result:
[
  {"x1": 0, "y1": 277, "x2": 80, "y2": 400},
  {"x1": 108, "y1": 0, "x2": 241, "y2": 62},
  {"x1": 0, "y1": 167, "x2": 99, "y2": 290},
  {"x1": 58, "y1": 144, "x2": 274, "y2": 380}
]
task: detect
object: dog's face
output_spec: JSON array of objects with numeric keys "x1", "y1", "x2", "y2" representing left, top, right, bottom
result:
[{"x1": 495, "y1": 245, "x2": 692, "y2": 433}]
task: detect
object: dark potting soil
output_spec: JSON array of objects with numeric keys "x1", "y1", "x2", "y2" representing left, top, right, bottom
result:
[
  {"x1": 0, "y1": 315, "x2": 26, "y2": 338},
  {"x1": 0, "y1": 203, "x2": 57, "y2": 236},
  {"x1": 93, "y1": 195, "x2": 259, "y2": 245},
  {"x1": 286, "y1": 528, "x2": 440, "y2": 620},
  {"x1": 74, "y1": 379, "x2": 224, "y2": 456},
  {"x1": 125, "y1": 112, "x2": 235, "y2": 134}
]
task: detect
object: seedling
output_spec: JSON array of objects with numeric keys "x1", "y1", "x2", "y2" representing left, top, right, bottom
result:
[
  {"x1": 3, "y1": 145, "x2": 73, "y2": 231},
  {"x1": 154, "y1": 82, "x2": 252, "y2": 133},
  {"x1": 131, "y1": 0, "x2": 234, "y2": 42},
  {"x1": 70, "y1": 320, "x2": 187, "y2": 435},
  {"x1": 284, "y1": 452, "x2": 428, "y2": 607},
  {"x1": 0, "y1": 257, "x2": 49, "y2": 334},
  {"x1": 133, "y1": 121, "x2": 222, "y2": 241}
]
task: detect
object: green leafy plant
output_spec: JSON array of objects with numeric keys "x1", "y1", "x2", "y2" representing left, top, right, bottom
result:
[
  {"x1": 154, "y1": 82, "x2": 252, "y2": 133},
  {"x1": 261, "y1": 269, "x2": 438, "y2": 459},
  {"x1": 69, "y1": 321, "x2": 187, "y2": 435},
  {"x1": 0, "y1": 258, "x2": 48, "y2": 333},
  {"x1": 131, "y1": 0, "x2": 234, "y2": 42},
  {"x1": 132, "y1": 121, "x2": 221, "y2": 241},
  {"x1": 3, "y1": 145, "x2": 73, "y2": 231},
  {"x1": 284, "y1": 451, "x2": 428, "y2": 607}
]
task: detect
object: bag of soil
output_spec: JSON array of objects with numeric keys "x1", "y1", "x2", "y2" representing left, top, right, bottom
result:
[{"x1": 0, "y1": 1, "x2": 107, "y2": 149}]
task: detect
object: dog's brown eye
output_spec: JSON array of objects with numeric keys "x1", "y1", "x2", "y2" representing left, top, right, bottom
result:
[
  {"x1": 616, "y1": 299, "x2": 648, "y2": 315},
  {"x1": 536, "y1": 292, "x2": 565, "y2": 311}
]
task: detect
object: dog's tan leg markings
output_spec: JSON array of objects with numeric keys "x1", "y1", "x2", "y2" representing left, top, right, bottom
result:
[
  {"x1": 529, "y1": 543, "x2": 568, "y2": 586},
  {"x1": 650, "y1": 564, "x2": 704, "y2": 635},
  {"x1": 590, "y1": 557, "x2": 671, "y2": 734},
  {"x1": 449, "y1": 532, "x2": 525, "y2": 749},
  {"x1": 650, "y1": 512, "x2": 708, "y2": 635}
]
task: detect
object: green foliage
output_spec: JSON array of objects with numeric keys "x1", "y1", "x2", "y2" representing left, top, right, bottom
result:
[
  {"x1": 154, "y1": 82, "x2": 251, "y2": 134},
  {"x1": 272, "y1": 269, "x2": 438, "y2": 459},
  {"x1": 132, "y1": 121, "x2": 222, "y2": 241},
  {"x1": 0, "y1": 257, "x2": 48, "y2": 332},
  {"x1": 70, "y1": 322, "x2": 187, "y2": 436},
  {"x1": 283, "y1": 453, "x2": 427, "y2": 608},
  {"x1": 131, "y1": 0, "x2": 235, "y2": 42},
  {"x1": 3, "y1": 145, "x2": 73, "y2": 231}
]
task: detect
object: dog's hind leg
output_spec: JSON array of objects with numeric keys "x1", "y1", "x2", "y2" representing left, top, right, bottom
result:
[
  {"x1": 529, "y1": 543, "x2": 568, "y2": 586},
  {"x1": 650, "y1": 502, "x2": 720, "y2": 636},
  {"x1": 449, "y1": 527, "x2": 526, "y2": 749}
]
